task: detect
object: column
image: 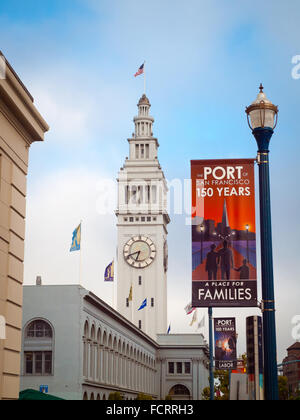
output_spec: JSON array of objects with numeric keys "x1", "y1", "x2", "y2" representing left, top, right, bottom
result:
[
  {"x1": 99, "y1": 345, "x2": 104, "y2": 383},
  {"x1": 192, "y1": 358, "x2": 197, "y2": 400}
]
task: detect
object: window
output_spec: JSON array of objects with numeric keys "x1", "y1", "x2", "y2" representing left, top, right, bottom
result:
[
  {"x1": 141, "y1": 217, "x2": 145, "y2": 222},
  {"x1": 24, "y1": 319, "x2": 54, "y2": 377},
  {"x1": 176, "y1": 362, "x2": 183, "y2": 374},
  {"x1": 137, "y1": 186, "x2": 143, "y2": 204},
  {"x1": 169, "y1": 385, "x2": 190, "y2": 397},
  {"x1": 138, "y1": 320, "x2": 142, "y2": 329},
  {"x1": 25, "y1": 352, "x2": 33, "y2": 375},
  {"x1": 125, "y1": 186, "x2": 129, "y2": 204},
  {"x1": 151, "y1": 298, "x2": 154, "y2": 307},
  {"x1": 184, "y1": 362, "x2": 191, "y2": 374},
  {"x1": 126, "y1": 298, "x2": 129, "y2": 308},
  {"x1": 138, "y1": 276, "x2": 142, "y2": 286},
  {"x1": 168, "y1": 362, "x2": 175, "y2": 374},
  {"x1": 152, "y1": 185, "x2": 157, "y2": 204},
  {"x1": 146, "y1": 186, "x2": 150, "y2": 203},
  {"x1": 35, "y1": 352, "x2": 43, "y2": 374},
  {"x1": 24, "y1": 351, "x2": 53, "y2": 376},
  {"x1": 129, "y1": 217, "x2": 134, "y2": 222},
  {"x1": 147, "y1": 217, "x2": 151, "y2": 222},
  {"x1": 124, "y1": 218, "x2": 128, "y2": 222},
  {"x1": 146, "y1": 144, "x2": 150, "y2": 159},
  {"x1": 26, "y1": 320, "x2": 52, "y2": 338},
  {"x1": 131, "y1": 186, "x2": 137, "y2": 204},
  {"x1": 44, "y1": 352, "x2": 53, "y2": 375}
]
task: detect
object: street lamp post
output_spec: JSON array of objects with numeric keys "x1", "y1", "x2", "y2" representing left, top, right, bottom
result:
[
  {"x1": 246, "y1": 84, "x2": 279, "y2": 400},
  {"x1": 208, "y1": 306, "x2": 214, "y2": 401}
]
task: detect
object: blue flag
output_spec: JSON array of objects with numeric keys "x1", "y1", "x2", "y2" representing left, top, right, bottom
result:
[
  {"x1": 138, "y1": 298, "x2": 147, "y2": 311},
  {"x1": 70, "y1": 224, "x2": 81, "y2": 252},
  {"x1": 104, "y1": 261, "x2": 114, "y2": 282},
  {"x1": 167, "y1": 324, "x2": 171, "y2": 334}
]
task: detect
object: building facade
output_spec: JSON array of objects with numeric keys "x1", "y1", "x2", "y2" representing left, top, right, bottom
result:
[
  {"x1": 20, "y1": 284, "x2": 209, "y2": 400},
  {"x1": 116, "y1": 95, "x2": 169, "y2": 340},
  {"x1": 0, "y1": 52, "x2": 48, "y2": 400},
  {"x1": 282, "y1": 342, "x2": 300, "y2": 396},
  {"x1": 157, "y1": 334, "x2": 209, "y2": 400}
]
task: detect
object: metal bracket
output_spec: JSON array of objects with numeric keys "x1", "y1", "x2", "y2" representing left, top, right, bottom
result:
[
  {"x1": 257, "y1": 152, "x2": 269, "y2": 165},
  {"x1": 261, "y1": 299, "x2": 276, "y2": 312}
]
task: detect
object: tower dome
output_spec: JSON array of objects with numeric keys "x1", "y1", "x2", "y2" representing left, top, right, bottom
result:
[{"x1": 138, "y1": 94, "x2": 151, "y2": 106}]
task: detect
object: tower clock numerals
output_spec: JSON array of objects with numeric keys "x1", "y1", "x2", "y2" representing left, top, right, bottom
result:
[{"x1": 124, "y1": 236, "x2": 156, "y2": 268}]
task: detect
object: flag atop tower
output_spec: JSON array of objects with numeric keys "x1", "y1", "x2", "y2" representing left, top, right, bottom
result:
[{"x1": 134, "y1": 63, "x2": 144, "y2": 77}]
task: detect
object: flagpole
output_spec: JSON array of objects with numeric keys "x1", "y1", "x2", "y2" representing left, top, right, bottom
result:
[
  {"x1": 79, "y1": 220, "x2": 83, "y2": 286},
  {"x1": 144, "y1": 61, "x2": 146, "y2": 95},
  {"x1": 112, "y1": 260, "x2": 115, "y2": 309}
]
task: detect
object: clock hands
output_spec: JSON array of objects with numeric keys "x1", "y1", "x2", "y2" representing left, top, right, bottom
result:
[
  {"x1": 127, "y1": 251, "x2": 141, "y2": 262},
  {"x1": 124, "y1": 237, "x2": 156, "y2": 268}
]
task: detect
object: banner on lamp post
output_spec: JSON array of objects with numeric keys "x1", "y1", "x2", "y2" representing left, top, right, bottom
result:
[
  {"x1": 191, "y1": 159, "x2": 257, "y2": 308},
  {"x1": 214, "y1": 317, "x2": 237, "y2": 370}
]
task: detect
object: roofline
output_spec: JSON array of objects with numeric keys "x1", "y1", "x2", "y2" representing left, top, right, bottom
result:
[
  {"x1": 84, "y1": 291, "x2": 159, "y2": 349},
  {"x1": 0, "y1": 50, "x2": 49, "y2": 140},
  {"x1": 0, "y1": 50, "x2": 33, "y2": 102}
]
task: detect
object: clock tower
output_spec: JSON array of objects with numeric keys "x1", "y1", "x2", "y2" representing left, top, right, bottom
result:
[{"x1": 116, "y1": 94, "x2": 170, "y2": 340}]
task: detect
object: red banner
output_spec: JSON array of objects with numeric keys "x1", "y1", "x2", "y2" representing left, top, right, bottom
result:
[{"x1": 191, "y1": 159, "x2": 257, "y2": 307}]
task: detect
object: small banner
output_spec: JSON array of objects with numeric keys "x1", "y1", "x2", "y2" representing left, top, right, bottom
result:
[{"x1": 214, "y1": 317, "x2": 237, "y2": 370}]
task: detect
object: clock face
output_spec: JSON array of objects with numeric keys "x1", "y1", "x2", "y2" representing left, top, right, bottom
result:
[{"x1": 124, "y1": 236, "x2": 156, "y2": 268}]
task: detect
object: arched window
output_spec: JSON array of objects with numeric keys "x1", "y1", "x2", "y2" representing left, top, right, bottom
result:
[
  {"x1": 169, "y1": 384, "x2": 191, "y2": 397},
  {"x1": 23, "y1": 319, "x2": 54, "y2": 376},
  {"x1": 26, "y1": 320, "x2": 53, "y2": 338}
]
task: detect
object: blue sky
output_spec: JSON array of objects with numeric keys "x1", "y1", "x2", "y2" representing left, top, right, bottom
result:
[{"x1": 1, "y1": 0, "x2": 300, "y2": 361}]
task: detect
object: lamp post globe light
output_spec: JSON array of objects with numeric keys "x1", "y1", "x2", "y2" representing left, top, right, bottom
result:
[{"x1": 246, "y1": 84, "x2": 279, "y2": 400}]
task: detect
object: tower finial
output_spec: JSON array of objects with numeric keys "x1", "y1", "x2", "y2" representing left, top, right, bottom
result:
[{"x1": 259, "y1": 83, "x2": 264, "y2": 93}]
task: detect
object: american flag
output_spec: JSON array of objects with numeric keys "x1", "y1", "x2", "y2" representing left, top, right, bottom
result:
[{"x1": 134, "y1": 63, "x2": 144, "y2": 77}]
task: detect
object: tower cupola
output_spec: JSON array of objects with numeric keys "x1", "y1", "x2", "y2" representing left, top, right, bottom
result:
[{"x1": 134, "y1": 94, "x2": 154, "y2": 138}]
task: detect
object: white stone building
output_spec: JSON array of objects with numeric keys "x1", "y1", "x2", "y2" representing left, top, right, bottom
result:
[{"x1": 20, "y1": 284, "x2": 209, "y2": 400}]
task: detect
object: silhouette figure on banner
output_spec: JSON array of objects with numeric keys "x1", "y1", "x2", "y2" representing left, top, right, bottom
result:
[
  {"x1": 234, "y1": 259, "x2": 250, "y2": 280},
  {"x1": 217, "y1": 240, "x2": 234, "y2": 280},
  {"x1": 205, "y1": 244, "x2": 218, "y2": 280}
]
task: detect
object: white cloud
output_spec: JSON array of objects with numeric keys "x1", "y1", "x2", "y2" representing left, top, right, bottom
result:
[
  {"x1": 33, "y1": 88, "x2": 91, "y2": 143},
  {"x1": 24, "y1": 168, "x2": 117, "y2": 306}
]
